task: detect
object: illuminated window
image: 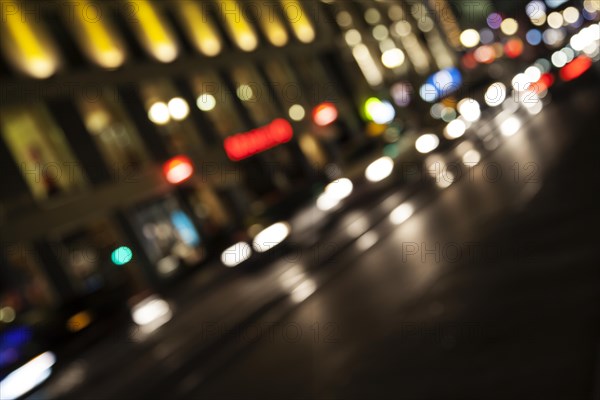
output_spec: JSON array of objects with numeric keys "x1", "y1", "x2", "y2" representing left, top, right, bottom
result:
[
  {"x1": 263, "y1": 59, "x2": 306, "y2": 110},
  {"x1": 280, "y1": 0, "x2": 316, "y2": 43},
  {"x1": 298, "y1": 133, "x2": 327, "y2": 167},
  {"x1": 190, "y1": 72, "x2": 245, "y2": 137},
  {"x1": 174, "y1": 1, "x2": 222, "y2": 56},
  {"x1": 0, "y1": 1, "x2": 60, "y2": 78},
  {"x1": 126, "y1": 0, "x2": 179, "y2": 62},
  {"x1": 188, "y1": 186, "x2": 231, "y2": 230},
  {"x1": 76, "y1": 94, "x2": 149, "y2": 171},
  {"x1": 0, "y1": 105, "x2": 87, "y2": 200},
  {"x1": 425, "y1": 0, "x2": 461, "y2": 49},
  {"x1": 131, "y1": 196, "x2": 204, "y2": 274},
  {"x1": 251, "y1": 2, "x2": 289, "y2": 47},
  {"x1": 215, "y1": 0, "x2": 259, "y2": 52},
  {"x1": 65, "y1": 0, "x2": 126, "y2": 68},
  {"x1": 230, "y1": 66, "x2": 278, "y2": 126},
  {"x1": 290, "y1": 57, "x2": 337, "y2": 105},
  {"x1": 140, "y1": 81, "x2": 204, "y2": 156}
]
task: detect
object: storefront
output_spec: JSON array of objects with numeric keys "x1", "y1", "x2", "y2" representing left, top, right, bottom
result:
[
  {"x1": 126, "y1": 195, "x2": 205, "y2": 283},
  {"x1": 0, "y1": 104, "x2": 88, "y2": 201}
]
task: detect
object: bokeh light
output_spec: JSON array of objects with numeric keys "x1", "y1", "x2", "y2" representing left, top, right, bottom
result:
[
  {"x1": 526, "y1": 29, "x2": 543, "y2": 45},
  {"x1": 500, "y1": 18, "x2": 519, "y2": 36},
  {"x1": 288, "y1": 104, "x2": 306, "y2": 121},
  {"x1": 148, "y1": 102, "x2": 170, "y2": 125},
  {"x1": 460, "y1": 29, "x2": 480, "y2": 48},
  {"x1": 167, "y1": 97, "x2": 189, "y2": 121},
  {"x1": 196, "y1": 93, "x2": 216, "y2": 111},
  {"x1": 111, "y1": 246, "x2": 133, "y2": 266},
  {"x1": 415, "y1": 134, "x2": 440, "y2": 154},
  {"x1": 364, "y1": 98, "x2": 396, "y2": 124},
  {"x1": 444, "y1": 119, "x2": 466, "y2": 139},
  {"x1": 457, "y1": 98, "x2": 481, "y2": 122},
  {"x1": 547, "y1": 12, "x2": 564, "y2": 29},
  {"x1": 313, "y1": 102, "x2": 339, "y2": 127},
  {"x1": 365, "y1": 157, "x2": 394, "y2": 182},
  {"x1": 381, "y1": 48, "x2": 405, "y2": 69},
  {"x1": 485, "y1": 82, "x2": 507, "y2": 107},
  {"x1": 487, "y1": 13, "x2": 503, "y2": 29}
]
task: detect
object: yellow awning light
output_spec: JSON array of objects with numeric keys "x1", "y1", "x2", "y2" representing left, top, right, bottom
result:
[
  {"x1": 0, "y1": 1, "x2": 59, "y2": 78},
  {"x1": 254, "y1": 3, "x2": 289, "y2": 47},
  {"x1": 280, "y1": 0, "x2": 315, "y2": 43},
  {"x1": 215, "y1": 0, "x2": 258, "y2": 52},
  {"x1": 175, "y1": 1, "x2": 222, "y2": 56},
  {"x1": 70, "y1": 0, "x2": 125, "y2": 68},
  {"x1": 128, "y1": 0, "x2": 179, "y2": 63}
]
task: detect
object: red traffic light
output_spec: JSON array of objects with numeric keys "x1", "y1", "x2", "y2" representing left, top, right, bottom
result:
[
  {"x1": 163, "y1": 155, "x2": 194, "y2": 184},
  {"x1": 312, "y1": 102, "x2": 338, "y2": 127}
]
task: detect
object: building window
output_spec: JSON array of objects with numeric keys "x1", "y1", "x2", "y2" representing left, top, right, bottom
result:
[
  {"x1": 76, "y1": 94, "x2": 149, "y2": 172},
  {"x1": 174, "y1": 1, "x2": 222, "y2": 57},
  {"x1": 141, "y1": 80, "x2": 205, "y2": 157},
  {"x1": 230, "y1": 65, "x2": 279, "y2": 127},
  {"x1": 64, "y1": 0, "x2": 126, "y2": 69},
  {"x1": 0, "y1": 105, "x2": 87, "y2": 200},
  {"x1": 130, "y1": 196, "x2": 204, "y2": 279},
  {"x1": 125, "y1": 0, "x2": 179, "y2": 62},
  {"x1": 0, "y1": 0, "x2": 60, "y2": 78},
  {"x1": 214, "y1": 0, "x2": 259, "y2": 52},
  {"x1": 263, "y1": 58, "x2": 308, "y2": 112},
  {"x1": 191, "y1": 71, "x2": 246, "y2": 137}
]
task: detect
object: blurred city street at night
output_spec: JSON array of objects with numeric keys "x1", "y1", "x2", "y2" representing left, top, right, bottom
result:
[{"x1": 1, "y1": 1, "x2": 599, "y2": 399}]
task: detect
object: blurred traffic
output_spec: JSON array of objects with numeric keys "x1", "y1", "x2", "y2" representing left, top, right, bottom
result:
[{"x1": 1, "y1": 0, "x2": 599, "y2": 399}]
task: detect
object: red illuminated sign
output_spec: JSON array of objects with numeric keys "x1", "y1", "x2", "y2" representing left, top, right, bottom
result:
[
  {"x1": 224, "y1": 119, "x2": 293, "y2": 161},
  {"x1": 163, "y1": 155, "x2": 194, "y2": 184}
]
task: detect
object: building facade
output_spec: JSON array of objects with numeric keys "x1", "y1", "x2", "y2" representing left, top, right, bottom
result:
[{"x1": 0, "y1": 0, "x2": 462, "y2": 353}]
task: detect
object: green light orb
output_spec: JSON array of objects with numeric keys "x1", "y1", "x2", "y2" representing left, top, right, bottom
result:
[
  {"x1": 364, "y1": 97, "x2": 383, "y2": 121},
  {"x1": 111, "y1": 246, "x2": 133, "y2": 266}
]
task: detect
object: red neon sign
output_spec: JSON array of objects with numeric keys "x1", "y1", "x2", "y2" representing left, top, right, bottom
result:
[
  {"x1": 224, "y1": 118, "x2": 293, "y2": 161},
  {"x1": 163, "y1": 155, "x2": 194, "y2": 184}
]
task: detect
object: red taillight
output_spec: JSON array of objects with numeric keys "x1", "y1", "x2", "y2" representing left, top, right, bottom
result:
[
  {"x1": 529, "y1": 72, "x2": 555, "y2": 93},
  {"x1": 560, "y1": 56, "x2": 592, "y2": 81}
]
